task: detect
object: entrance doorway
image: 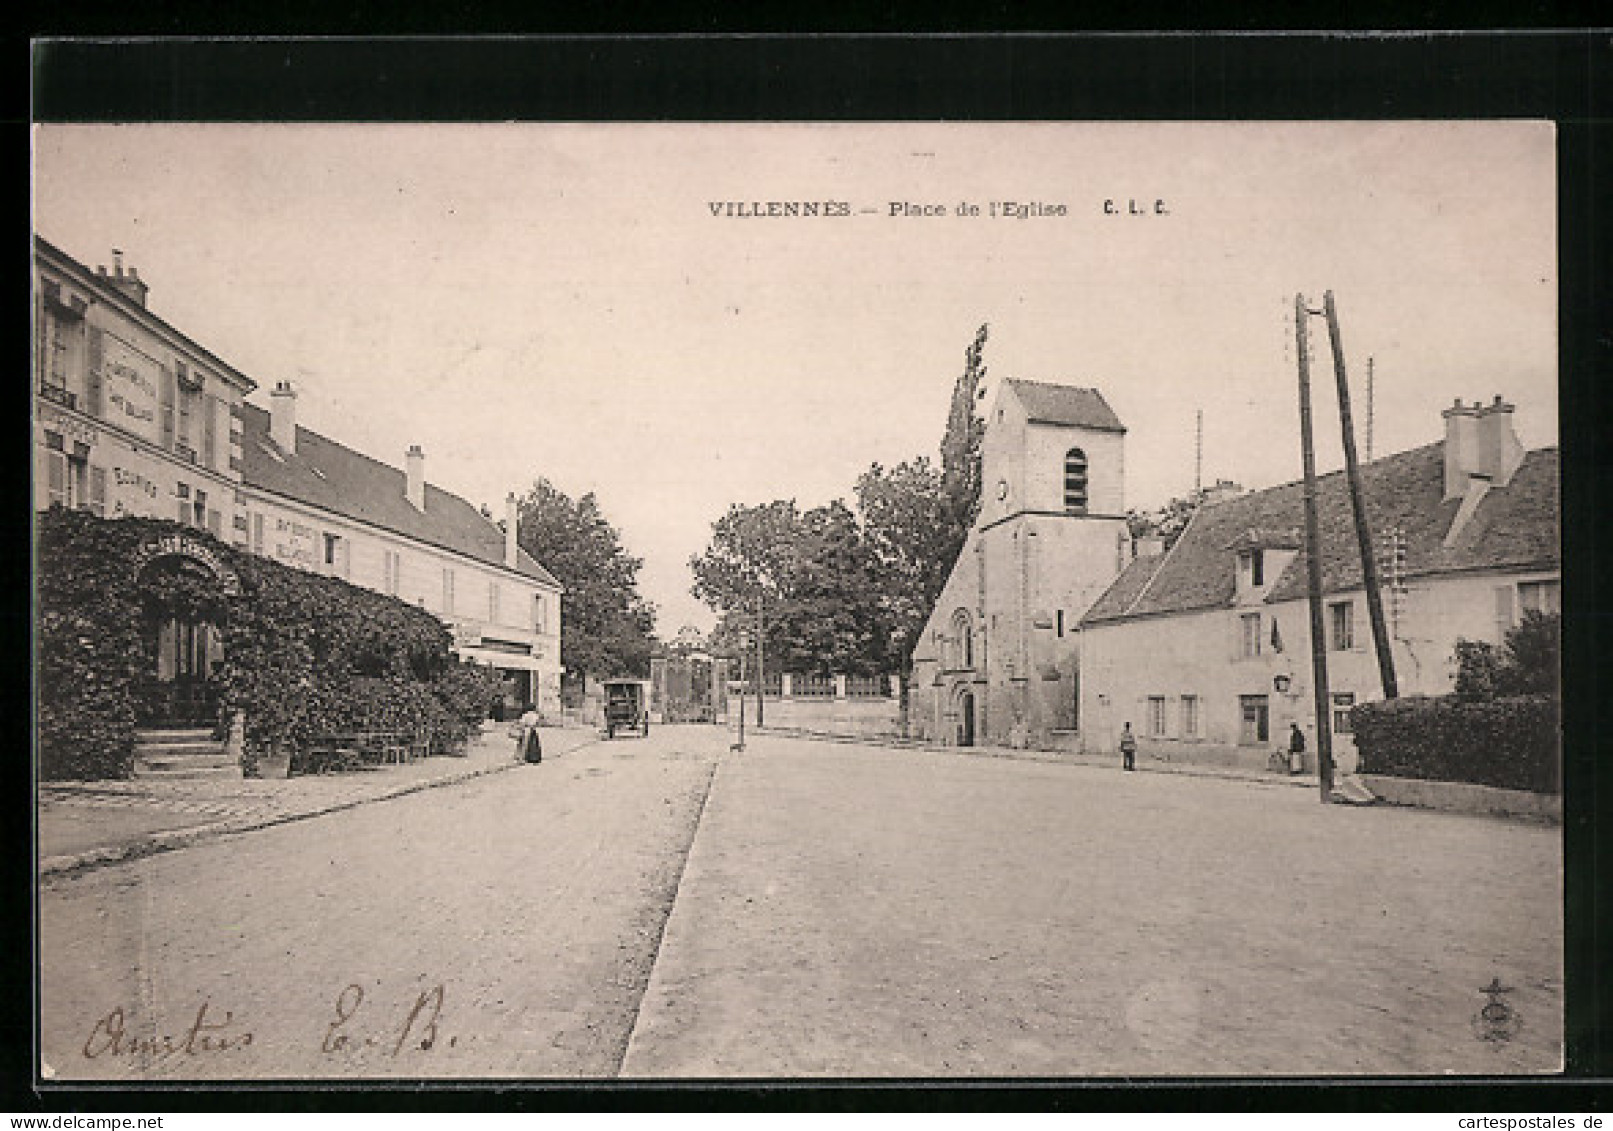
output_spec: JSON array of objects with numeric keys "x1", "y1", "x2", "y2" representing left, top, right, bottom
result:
[
  {"x1": 137, "y1": 555, "x2": 230, "y2": 730},
  {"x1": 957, "y1": 689, "x2": 976, "y2": 747},
  {"x1": 1239, "y1": 693, "x2": 1270, "y2": 745}
]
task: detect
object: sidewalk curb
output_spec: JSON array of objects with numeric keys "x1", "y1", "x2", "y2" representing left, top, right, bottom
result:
[
  {"x1": 750, "y1": 724, "x2": 1317, "y2": 790},
  {"x1": 39, "y1": 732, "x2": 600, "y2": 881}
]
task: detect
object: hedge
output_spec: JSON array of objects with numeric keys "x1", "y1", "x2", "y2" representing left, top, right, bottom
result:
[
  {"x1": 1350, "y1": 693, "x2": 1560, "y2": 794},
  {"x1": 36, "y1": 508, "x2": 505, "y2": 780}
]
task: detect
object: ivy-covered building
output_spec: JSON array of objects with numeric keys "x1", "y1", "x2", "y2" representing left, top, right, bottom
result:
[{"x1": 33, "y1": 235, "x2": 563, "y2": 735}]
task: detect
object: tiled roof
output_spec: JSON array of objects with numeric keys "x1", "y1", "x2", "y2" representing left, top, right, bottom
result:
[
  {"x1": 1082, "y1": 441, "x2": 1558, "y2": 625},
  {"x1": 1004, "y1": 380, "x2": 1126, "y2": 432},
  {"x1": 1081, "y1": 553, "x2": 1165, "y2": 623},
  {"x1": 239, "y1": 402, "x2": 560, "y2": 588}
]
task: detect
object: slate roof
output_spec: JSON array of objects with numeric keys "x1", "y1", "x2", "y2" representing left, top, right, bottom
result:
[
  {"x1": 1082, "y1": 441, "x2": 1558, "y2": 625},
  {"x1": 239, "y1": 402, "x2": 560, "y2": 588},
  {"x1": 1004, "y1": 380, "x2": 1126, "y2": 432}
]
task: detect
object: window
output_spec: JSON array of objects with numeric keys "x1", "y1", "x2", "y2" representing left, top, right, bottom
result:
[
  {"x1": 193, "y1": 488, "x2": 208, "y2": 530},
  {"x1": 202, "y1": 395, "x2": 217, "y2": 469},
  {"x1": 442, "y1": 568, "x2": 456, "y2": 614},
  {"x1": 324, "y1": 532, "x2": 349, "y2": 577},
  {"x1": 87, "y1": 465, "x2": 106, "y2": 517},
  {"x1": 951, "y1": 609, "x2": 975, "y2": 670},
  {"x1": 159, "y1": 365, "x2": 176, "y2": 449},
  {"x1": 1063, "y1": 448, "x2": 1089, "y2": 514},
  {"x1": 1332, "y1": 692, "x2": 1356, "y2": 734},
  {"x1": 1240, "y1": 549, "x2": 1266, "y2": 588},
  {"x1": 1329, "y1": 600, "x2": 1355, "y2": 651},
  {"x1": 1057, "y1": 609, "x2": 1065, "y2": 638},
  {"x1": 1180, "y1": 694, "x2": 1199, "y2": 738},
  {"x1": 1240, "y1": 613, "x2": 1262, "y2": 658},
  {"x1": 489, "y1": 581, "x2": 501, "y2": 624},
  {"x1": 1147, "y1": 695, "x2": 1167, "y2": 737},
  {"x1": 533, "y1": 594, "x2": 548, "y2": 634},
  {"x1": 252, "y1": 512, "x2": 265, "y2": 554},
  {"x1": 1518, "y1": 580, "x2": 1560, "y2": 616}
]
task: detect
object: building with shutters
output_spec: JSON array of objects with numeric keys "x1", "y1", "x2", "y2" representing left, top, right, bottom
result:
[
  {"x1": 906, "y1": 374, "x2": 1559, "y2": 766},
  {"x1": 33, "y1": 235, "x2": 563, "y2": 725}
]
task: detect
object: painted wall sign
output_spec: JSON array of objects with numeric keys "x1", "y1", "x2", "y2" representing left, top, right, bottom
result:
[
  {"x1": 101, "y1": 335, "x2": 162, "y2": 444},
  {"x1": 135, "y1": 533, "x2": 241, "y2": 596},
  {"x1": 271, "y1": 515, "x2": 318, "y2": 569},
  {"x1": 37, "y1": 403, "x2": 99, "y2": 449}
]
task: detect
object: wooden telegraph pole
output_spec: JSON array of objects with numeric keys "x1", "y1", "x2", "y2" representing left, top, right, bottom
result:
[
  {"x1": 1323, "y1": 291, "x2": 1398, "y2": 702},
  {"x1": 1295, "y1": 294, "x2": 1335, "y2": 801},
  {"x1": 754, "y1": 597, "x2": 765, "y2": 728}
]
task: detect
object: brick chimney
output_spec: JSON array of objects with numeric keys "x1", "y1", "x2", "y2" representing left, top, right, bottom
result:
[
  {"x1": 505, "y1": 492, "x2": 519, "y2": 568},
  {"x1": 1444, "y1": 395, "x2": 1524, "y2": 500},
  {"x1": 406, "y1": 445, "x2": 426, "y2": 511},
  {"x1": 96, "y1": 249, "x2": 150, "y2": 308},
  {"x1": 1441, "y1": 398, "x2": 1484, "y2": 501},
  {"x1": 269, "y1": 380, "x2": 297, "y2": 454},
  {"x1": 1476, "y1": 394, "x2": 1525, "y2": 490}
]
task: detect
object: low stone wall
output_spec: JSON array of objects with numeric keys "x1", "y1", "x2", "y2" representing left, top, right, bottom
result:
[
  {"x1": 1357, "y1": 774, "x2": 1561, "y2": 822},
  {"x1": 726, "y1": 692, "x2": 901, "y2": 739}
]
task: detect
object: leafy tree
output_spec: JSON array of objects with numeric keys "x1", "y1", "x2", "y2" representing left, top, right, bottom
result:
[
  {"x1": 515, "y1": 479, "x2": 656, "y2": 686},
  {"x1": 855, "y1": 456, "x2": 957, "y2": 733},
  {"x1": 769, "y1": 500, "x2": 889, "y2": 677},
  {"x1": 939, "y1": 323, "x2": 989, "y2": 556},
  {"x1": 1452, "y1": 611, "x2": 1560, "y2": 701},
  {"x1": 1126, "y1": 492, "x2": 1201, "y2": 551}
]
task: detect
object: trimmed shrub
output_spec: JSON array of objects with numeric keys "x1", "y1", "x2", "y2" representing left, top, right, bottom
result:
[{"x1": 1351, "y1": 693, "x2": 1560, "y2": 794}]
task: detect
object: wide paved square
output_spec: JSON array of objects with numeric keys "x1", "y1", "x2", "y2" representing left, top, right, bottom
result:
[{"x1": 623, "y1": 734, "x2": 1562, "y2": 1077}]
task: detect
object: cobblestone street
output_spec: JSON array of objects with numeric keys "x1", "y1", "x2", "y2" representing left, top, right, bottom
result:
[{"x1": 38, "y1": 727, "x2": 1562, "y2": 1081}]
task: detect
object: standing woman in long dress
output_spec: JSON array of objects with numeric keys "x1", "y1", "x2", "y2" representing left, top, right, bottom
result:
[{"x1": 518, "y1": 704, "x2": 543, "y2": 763}]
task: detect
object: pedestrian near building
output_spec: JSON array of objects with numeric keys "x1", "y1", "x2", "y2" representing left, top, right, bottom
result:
[
  {"x1": 516, "y1": 705, "x2": 543, "y2": 764},
  {"x1": 1288, "y1": 722, "x2": 1306, "y2": 775},
  {"x1": 1119, "y1": 722, "x2": 1137, "y2": 771}
]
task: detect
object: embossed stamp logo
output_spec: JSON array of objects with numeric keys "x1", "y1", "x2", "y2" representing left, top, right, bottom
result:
[{"x1": 1472, "y1": 977, "x2": 1522, "y2": 1043}]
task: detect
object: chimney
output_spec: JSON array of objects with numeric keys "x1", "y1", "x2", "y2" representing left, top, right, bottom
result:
[
  {"x1": 100, "y1": 249, "x2": 150, "y2": 308},
  {"x1": 269, "y1": 380, "x2": 298, "y2": 454},
  {"x1": 505, "y1": 492, "x2": 519, "y2": 568},
  {"x1": 406, "y1": 445, "x2": 426, "y2": 511},
  {"x1": 1441, "y1": 398, "x2": 1484, "y2": 501},
  {"x1": 1476, "y1": 394, "x2": 1525, "y2": 490}
]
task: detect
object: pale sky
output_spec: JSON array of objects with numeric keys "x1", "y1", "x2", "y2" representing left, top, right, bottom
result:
[{"x1": 32, "y1": 122, "x2": 1558, "y2": 634}]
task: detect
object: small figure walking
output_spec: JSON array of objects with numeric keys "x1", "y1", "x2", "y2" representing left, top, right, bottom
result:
[
  {"x1": 1288, "y1": 722, "x2": 1306, "y2": 775},
  {"x1": 517, "y1": 705, "x2": 543, "y2": 764},
  {"x1": 1119, "y1": 722, "x2": 1137, "y2": 772}
]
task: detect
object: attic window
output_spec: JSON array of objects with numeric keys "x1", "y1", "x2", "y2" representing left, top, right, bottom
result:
[
  {"x1": 258, "y1": 440, "x2": 285, "y2": 463},
  {"x1": 309, "y1": 466, "x2": 327, "y2": 480},
  {"x1": 1241, "y1": 549, "x2": 1265, "y2": 587},
  {"x1": 1063, "y1": 448, "x2": 1089, "y2": 514}
]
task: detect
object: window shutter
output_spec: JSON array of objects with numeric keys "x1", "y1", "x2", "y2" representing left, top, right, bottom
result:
[
  {"x1": 252, "y1": 512, "x2": 264, "y2": 554},
  {"x1": 202, "y1": 395, "x2": 218, "y2": 468},
  {"x1": 85, "y1": 327, "x2": 105, "y2": 417},
  {"x1": 89, "y1": 466, "x2": 107, "y2": 516},
  {"x1": 160, "y1": 365, "x2": 176, "y2": 448},
  {"x1": 46, "y1": 450, "x2": 68, "y2": 507},
  {"x1": 1493, "y1": 585, "x2": 1515, "y2": 642}
]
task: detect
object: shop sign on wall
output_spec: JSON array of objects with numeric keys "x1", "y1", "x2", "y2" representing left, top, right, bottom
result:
[
  {"x1": 134, "y1": 532, "x2": 241, "y2": 596},
  {"x1": 272, "y1": 515, "x2": 318, "y2": 568},
  {"x1": 102, "y1": 336, "x2": 162, "y2": 444}
]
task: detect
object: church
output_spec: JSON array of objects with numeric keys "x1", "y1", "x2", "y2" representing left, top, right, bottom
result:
[
  {"x1": 907, "y1": 377, "x2": 1559, "y2": 770},
  {"x1": 907, "y1": 379, "x2": 1133, "y2": 750}
]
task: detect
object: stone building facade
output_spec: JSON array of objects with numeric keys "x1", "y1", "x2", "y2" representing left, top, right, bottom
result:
[{"x1": 34, "y1": 236, "x2": 563, "y2": 724}]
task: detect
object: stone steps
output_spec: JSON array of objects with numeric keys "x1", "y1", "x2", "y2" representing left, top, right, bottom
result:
[{"x1": 132, "y1": 727, "x2": 241, "y2": 779}]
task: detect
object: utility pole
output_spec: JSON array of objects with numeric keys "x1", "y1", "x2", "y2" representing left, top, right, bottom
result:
[
  {"x1": 1365, "y1": 356, "x2": 1375, "y2": 463},
  {"x1": 1323, "y1": 292, "x2": 1398, "y2": 702},
  {"x1": 735, "y1": 627, "x2": 747, "y2": 751},
  {"x1": 1195, "y1": 408, "x2": 1204, "y2": 498},
  {"x1": 754, "y1": 596, "x2": 765, "y2": 728},
  {"x1": 1295, "y1": 294, "x2": 1335, "y2": 801}
]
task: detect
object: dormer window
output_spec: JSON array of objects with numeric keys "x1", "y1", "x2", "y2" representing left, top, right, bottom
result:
[
  {"x1": 1063, "y1": 448, "x2": 1088, "y2": 514},
  {"x1": 1241, "y1": 548, "x2": 1265, "y2": 588}
]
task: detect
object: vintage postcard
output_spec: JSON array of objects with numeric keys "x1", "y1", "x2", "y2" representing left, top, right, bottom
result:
[{"x1": 32, "y1": 116, "x2": 1561, "y2": 1084}]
